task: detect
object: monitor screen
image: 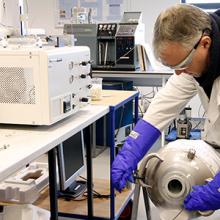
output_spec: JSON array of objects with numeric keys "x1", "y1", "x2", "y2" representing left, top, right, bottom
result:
[{"x1": 57, "y1": 130, "x2": 85, "y2": 191}]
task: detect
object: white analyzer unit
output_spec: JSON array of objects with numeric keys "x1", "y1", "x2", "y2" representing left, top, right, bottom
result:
[{"x1": 0, "y1": 46, "x2": 92, "y2": 125}]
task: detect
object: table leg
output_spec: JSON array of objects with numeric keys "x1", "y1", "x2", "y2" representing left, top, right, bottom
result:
[
  {"x1": 48, "y1": 148, "x2": 58, "y2": 220},
  {"x1": 134, "y1": 96, "x2": 139, "y2": 124},
  {"x1": 84, "y1": 126, "x2": 94, "y2": 218},
  {"x1": 143, "y1": 187, "x2": 152, "y2": 220},
  {"x1": 131, "y1": 183, "x2": 141, "y2": 220},
  {"x1": 110, "y1": 107, "x2": 116, "y2": 220}
]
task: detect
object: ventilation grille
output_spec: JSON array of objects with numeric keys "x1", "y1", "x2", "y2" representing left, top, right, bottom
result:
[{"x1": 0, "y1": 67, "x2": 35, "y2": 104}]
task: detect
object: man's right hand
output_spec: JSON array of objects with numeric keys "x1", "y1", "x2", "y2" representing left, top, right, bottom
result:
[
  {"x1": 111, "y1": 119, "x2": 161, "y2": 192},
  {"x1": 184, "y1": 172, "x2": 220, "y2": 211}
]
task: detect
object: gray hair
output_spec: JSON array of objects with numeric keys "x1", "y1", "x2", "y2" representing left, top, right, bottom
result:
[{"x1": 153, "y1": 4, "x2": 212, "y2": 60}]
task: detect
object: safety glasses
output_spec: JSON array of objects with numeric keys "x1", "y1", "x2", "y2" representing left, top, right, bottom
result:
[{"x1": 165, "y1": 28, "x2": 211, "y2": 71}]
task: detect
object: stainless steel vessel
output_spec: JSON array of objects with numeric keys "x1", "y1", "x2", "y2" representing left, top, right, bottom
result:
[{"x1": 138, "y1": 139, "x2": 220, "y2": 220}]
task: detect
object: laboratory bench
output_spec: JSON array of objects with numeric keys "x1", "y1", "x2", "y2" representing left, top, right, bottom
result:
[
  {"x1": 0, "y1": 89, "x2": 139, "y2": 220},
  {"x1": 92, "y1": 70, "x2": 173, "y2": 87},
  {"x1": 0, "y1": 104, "x2": 109, "y2": 220},
  {"x1": 35, "y1": 179, "x2": 132, "y2": 219},
  {"x1": 92, "y1": 70, "x2": 173, "y2": 147},
  {"x1": 0, "y1": 104, "x2": 108, "y2": 183},
  {"x1": 83, "y1": 89, "x2": 139, "y2": 219}
]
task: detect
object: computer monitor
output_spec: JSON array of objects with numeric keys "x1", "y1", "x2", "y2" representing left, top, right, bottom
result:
[{"x1": 57, "y1": 130, "x2": 87, "y2": 198}]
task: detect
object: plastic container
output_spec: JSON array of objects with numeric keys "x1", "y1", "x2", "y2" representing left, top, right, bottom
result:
[
  {"x1": 0, "y1": 204, "x2": 50, "y2": 220},
  {"x1": 91, "y1": 78, "x2": 102, "y2": 101}
]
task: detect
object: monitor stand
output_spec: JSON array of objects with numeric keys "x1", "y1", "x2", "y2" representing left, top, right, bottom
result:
[{"x1": 59, "y1": 180, "x2": 87, "y2": 199}]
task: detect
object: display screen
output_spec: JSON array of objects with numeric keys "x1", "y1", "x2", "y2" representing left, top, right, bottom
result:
[{"x1": 58, "y1": 131, "x2": 85, "y2": 190}]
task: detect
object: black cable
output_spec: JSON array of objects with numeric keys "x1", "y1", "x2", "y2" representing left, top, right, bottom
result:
[
  {"x1": 79, "y1": 176, "x2": 111, "y2": 199},
  {"x1": 84, "y1": 191, "x2": 111, "y2": 199},
  {"x1": 79, "y1": 176, "x2": 87, "y2": 181},
  {"x1": 59, "y1": 185, "x2": 111, "y2": 201},
  {"x1": 174, "y1": 119, "x2": 177, "y2": 129}
]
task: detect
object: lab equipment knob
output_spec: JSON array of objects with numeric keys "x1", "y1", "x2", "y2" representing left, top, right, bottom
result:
[
  {"x1": 187, "y1": 148, "x2": 196, "y2": 160},
  {"x1": 81, "y1": 97, "x2": 89, "y2": 102}
]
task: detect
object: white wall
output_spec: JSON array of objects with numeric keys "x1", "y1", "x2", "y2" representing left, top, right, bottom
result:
[
  {"x1": 0, "y1": 0, "x2": 20, "y2": 28},
  {"x1": 1, "y1": 0, "x2": 180, "y2": 40},
  {"x1": 27, "y1": 0, "x2": 62, "y2": 35},
  {"x1": 0, "y1": 0, "x2": 63, "y2": 35},
  {"x1": 1, "y1": 0, "x2": 180, "y2": 41},
  {"x1": 124, "y1": 0, "x2": 179, "y2": 45},
  {"x1": 28, "y1": 0, "x2": 180, "y2": 43}
]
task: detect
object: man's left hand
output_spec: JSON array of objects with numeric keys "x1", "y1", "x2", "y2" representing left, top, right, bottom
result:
[{"x1": 184, "y1": 172, "x2": 220, "y2": 211}]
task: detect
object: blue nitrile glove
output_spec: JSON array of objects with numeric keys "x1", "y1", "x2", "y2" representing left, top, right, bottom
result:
[
  {"x1": 184, "y1": 172, "x2": 220, "y2": 211},
  {"x1": 111, "y1": 119, "x2": 161, "y2": 192}
]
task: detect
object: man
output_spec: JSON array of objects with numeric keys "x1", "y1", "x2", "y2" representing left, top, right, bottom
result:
[{"x1": 111, "y1": 4, "x2": 220, "y2": 212}]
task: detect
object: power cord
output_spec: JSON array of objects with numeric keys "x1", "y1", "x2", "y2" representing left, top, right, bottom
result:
[{"x1": 79, "y1": 176, "x2": 111, "y2": 199}]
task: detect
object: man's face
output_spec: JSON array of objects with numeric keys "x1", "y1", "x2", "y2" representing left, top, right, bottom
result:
[{"x1": 159, "y1": 36, "x2": 211, "y2": 77}]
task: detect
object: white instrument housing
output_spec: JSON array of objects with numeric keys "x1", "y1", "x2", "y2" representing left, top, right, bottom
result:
[{"x1": 0, "y1": 46, "x2": 91, "y2": 125}]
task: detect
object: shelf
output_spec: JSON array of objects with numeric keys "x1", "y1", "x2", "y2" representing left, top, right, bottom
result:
[
  {"x1": 35, "y1": 178, "x2": 134, "y2": 219},
  {"x1": 91, "y1": 90, "x2": 138, "y2": 108},
  {"x1": 92, "y1": 71, "x2": 172, "y2": 87}
]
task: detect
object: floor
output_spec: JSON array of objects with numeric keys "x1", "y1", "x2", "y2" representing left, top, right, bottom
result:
[{"x1": 39, "y1": 139, "x2": 220, "y2": 220}]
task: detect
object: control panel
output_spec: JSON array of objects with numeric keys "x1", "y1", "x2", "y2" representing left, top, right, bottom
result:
[
  {"x1": 116, "y1": 24, "x2": 137, "y2": 36},
  {"x1": 97, "y1": 23, "x2": 117, "y2": 37}
]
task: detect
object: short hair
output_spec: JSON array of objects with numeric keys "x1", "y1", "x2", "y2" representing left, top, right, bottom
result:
[{"x1": 153, "y1": 4, "x2": 212, "y2": 60}]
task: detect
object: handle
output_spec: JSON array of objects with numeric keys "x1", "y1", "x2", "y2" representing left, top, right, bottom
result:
[
  {"x1": 138, "y1": 153, "x2": 164, "y2": 188},
  {"x1": 198, "y1": 210, "x2": 214, "y2": 216}
]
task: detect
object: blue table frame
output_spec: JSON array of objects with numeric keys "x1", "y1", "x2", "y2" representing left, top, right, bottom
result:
[
  {"x1": 109, "y1": 93, "x2": 139, "y2": 219},
  {"x1": 50, "y1": 91, "x2": 139, "y2": 220}
]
